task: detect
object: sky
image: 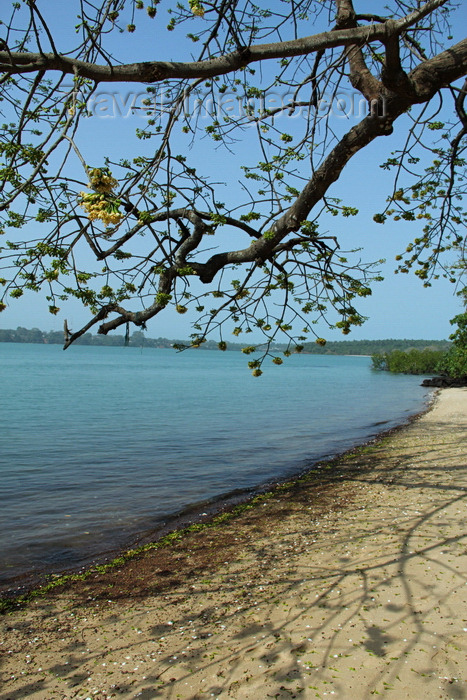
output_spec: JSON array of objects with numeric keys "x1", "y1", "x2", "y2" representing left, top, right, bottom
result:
[{"x1": 1, "y1": 0, "x2": 466, "y2": 342}]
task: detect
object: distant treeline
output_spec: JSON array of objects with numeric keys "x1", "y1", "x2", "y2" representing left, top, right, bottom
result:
[
  {"x1": 0, "y1": 327, "x2": 209, "y2": 349},
  {"x1": 302, "y1": 338, "x2": 451, "y2": 355},
  {"x1": 0, "y1": 327, "x2": 270, "y2": 351},
  {"x1": 0, "y1": 327, "x2": 451, "y2": 355},
  {"x1": 0, "y1": 326, "x2": 181, "y2": 348}
]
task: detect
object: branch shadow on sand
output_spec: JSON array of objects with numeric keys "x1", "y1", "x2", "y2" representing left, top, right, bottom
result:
[{"x1": 1, "y1": 413, "x2": 467, "y2": 700}]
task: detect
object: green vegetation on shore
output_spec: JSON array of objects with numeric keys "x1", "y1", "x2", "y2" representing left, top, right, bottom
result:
[
  {"x1": 371, "y1": 309, "x2": 467, "y2": 381},
  {"x1": 303, "y1": 338, "x2": 451, "y2": 356},
  {"x1": 371, "y1": 348, "x2": 446, "y2": 374},
  {"x1": 0, "y1": 326, "x2": 451, "y2": 356},
  {"x1": 437, "y1": 310, "x2": 467, "y2": 380}
]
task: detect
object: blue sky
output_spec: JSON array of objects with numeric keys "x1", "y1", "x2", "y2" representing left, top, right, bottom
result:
[{"x1": 1, "y1": 0, "x2": 466, "y2": 341}]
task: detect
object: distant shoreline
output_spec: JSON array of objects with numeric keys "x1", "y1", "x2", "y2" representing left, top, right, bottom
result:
[{"x1": 0, "y1": 327, "x2": 451, "y2": 355}]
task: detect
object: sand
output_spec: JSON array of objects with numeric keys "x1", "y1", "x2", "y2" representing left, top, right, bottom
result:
[{"x1": 1, "y1": 387, "x2": 466, "y2": 700}]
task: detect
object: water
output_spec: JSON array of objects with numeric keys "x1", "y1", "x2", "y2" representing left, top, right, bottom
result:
[{"x1": 0, "y1": 343, "x2": 430, "y2": 592}]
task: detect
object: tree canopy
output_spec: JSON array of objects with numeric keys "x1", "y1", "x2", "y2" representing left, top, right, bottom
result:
[{"x1": 0, "y1": 0, "x2": 466, "y2": 373}]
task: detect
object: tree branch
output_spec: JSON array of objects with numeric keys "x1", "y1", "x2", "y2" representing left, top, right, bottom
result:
[
  {"x1": 0, "y1": 2, "x2": 451, "y2": 85},
  {"x1": 336, "y1": 0, "x2": 382, "y2": 103}
]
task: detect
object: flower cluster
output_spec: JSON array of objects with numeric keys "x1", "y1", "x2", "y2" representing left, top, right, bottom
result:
[
  {"x1": 189, "y1": 0, "x2": 205, "y2": 16},
  {"x1": 88, "y1": 167, "x2": 118, "y2": 194},
  {"x1": 78, "y1": 167, "x2": 123, "y2": 226},
  {"x1": 79, "y1": 192, "x2": 123, "y2": 226}
]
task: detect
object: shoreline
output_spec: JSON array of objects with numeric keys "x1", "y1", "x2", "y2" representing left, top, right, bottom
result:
[
  {"x1": 0, "y1": 390, "x2": 435, "y2": 601},
  {"x1": 3, "y1": 389, "x2": 466, "y2": 698}
]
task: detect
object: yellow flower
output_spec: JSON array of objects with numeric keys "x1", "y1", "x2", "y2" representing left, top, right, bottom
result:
[
  {"x1": 78, "y1": 170, "x2": 123, "y2": 226},
  {"x1": 88, "y1": 168, "x2": 118, "y2": 194},
  {"x1": 189, "y1": 0, "x2": 205, "y2": 16}
]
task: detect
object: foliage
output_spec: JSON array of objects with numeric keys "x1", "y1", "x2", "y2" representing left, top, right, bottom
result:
[
  {"x1": 0, "y1": 1, "x2": 467, "y2": 373},
  {"x1": 439, "y1": 344, "x2": 467, "y2": 378},
  {"x1": 371, "y1": 348, "x2": 447, "y2": 374},
  {"x1": 437, "y1": 303, "x2": 467, "y2": 378}
]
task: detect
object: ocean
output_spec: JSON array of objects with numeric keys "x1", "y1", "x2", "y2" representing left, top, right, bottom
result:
[{"x1": 0, "y1": 342, "x2": 431, "y2": 593}]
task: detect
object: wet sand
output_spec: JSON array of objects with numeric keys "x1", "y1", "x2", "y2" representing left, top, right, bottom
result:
[{"x1": 1, "y1": 387, "x2": 466, "y2": 699}]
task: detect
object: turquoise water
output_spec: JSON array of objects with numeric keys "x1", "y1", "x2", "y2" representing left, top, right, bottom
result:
[{"x1": 0, "y1": 343, "x2": 431, "y2": 592}]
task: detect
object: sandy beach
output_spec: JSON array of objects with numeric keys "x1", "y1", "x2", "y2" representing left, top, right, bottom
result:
[{"x1": 1, "y1": 387, "x2": 467, "y2": 699}]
